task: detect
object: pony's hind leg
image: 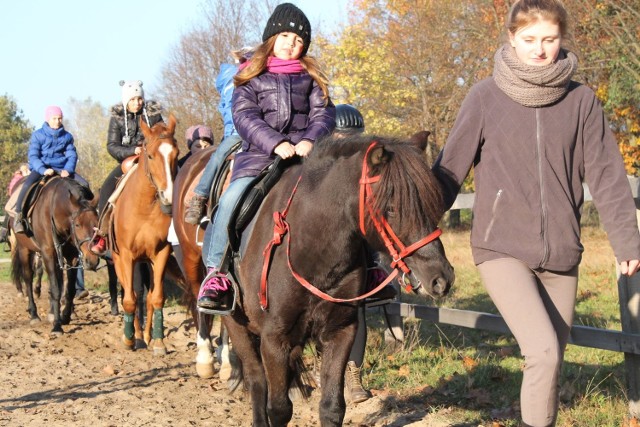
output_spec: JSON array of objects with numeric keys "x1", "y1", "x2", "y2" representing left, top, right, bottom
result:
[
  {"x1": 107, "y1": 264, "x2": 119, "y2": 315},
  {"x1": 196, "y1": 311, "x2": 216, "y2": 378},
  {"x1": 13, "y1": 247, "x2": 39, "y2": 323}
]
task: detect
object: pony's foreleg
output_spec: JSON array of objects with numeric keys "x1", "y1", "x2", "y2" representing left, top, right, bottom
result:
[
  {"x1": 114, "y1": 253, "x2": 136, "y2": 350},
  {"x1": 261, "y1": 331, "x2": 294, "y2": 426},
  {"x1": 195, "y1": 311, "x2": 215, "y2": 378},
  {"x1": 46, "y1": 256, "x2": 64, "y2": 335},
  {"x1": 318, "y1": 325, "x2": 357, "y2": 427},
  {"x1": 145, "y1": 246, "x2": 171, "y2": 356},
  {"x1": 60, "y1": 267, "x2": 77, "y2": 325},
  {"x1": 223, "y1": 318, "x2": 267, "y2": 425}
]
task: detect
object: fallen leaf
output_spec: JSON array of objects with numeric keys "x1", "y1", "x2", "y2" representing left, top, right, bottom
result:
[
  {"x1": 462, "y1": 356, "x2": 478, "y2": 371},
  {"x1": 398, "y1": 364, "x2": 410, "y2": 377}
]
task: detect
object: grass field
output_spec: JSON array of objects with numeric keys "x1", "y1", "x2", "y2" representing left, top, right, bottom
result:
[
  {"x1": 0, "y1": 224, "x2": 634, "y2": 426},
  {"x1": 360, "y1": 225, "x2": 632, "y2": 426}
]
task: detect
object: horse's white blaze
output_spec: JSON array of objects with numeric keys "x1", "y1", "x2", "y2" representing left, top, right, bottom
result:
[{"x1": 159, "y1": 142, "x2": 174, "y2": 202}]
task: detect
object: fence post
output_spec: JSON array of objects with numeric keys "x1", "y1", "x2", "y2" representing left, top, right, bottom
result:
[{"x1": 618, "y1": 180, "x2": 640, "y2": 418}]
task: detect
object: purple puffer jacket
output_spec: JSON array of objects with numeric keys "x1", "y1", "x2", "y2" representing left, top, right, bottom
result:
[{"x1": 231, "y1": 71, "x2": 335, "y2": 180}]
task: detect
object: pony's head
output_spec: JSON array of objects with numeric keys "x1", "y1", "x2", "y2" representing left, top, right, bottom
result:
[
  {"x1": 140, "y1": 114, "x2": 179, "y2": 208},
  {"x1": 64, "y1": 179, "x2": 101, "y2": 271},
  {"x1": 359, "y1": 136, "x2": 454, "y2": 298}
]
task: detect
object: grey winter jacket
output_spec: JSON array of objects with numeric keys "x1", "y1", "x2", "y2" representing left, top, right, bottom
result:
[
  {"x1": 106, "y1": 101, "x2": 164, "y2": 162},
  {"x1": 231, "y1": 71, "x2": 335, "y2": 180},
  {"x1": 433, "y1": 77, "x2": 640, "y2": 271}
]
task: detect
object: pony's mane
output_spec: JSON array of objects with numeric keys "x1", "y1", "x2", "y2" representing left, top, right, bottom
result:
[
  {"x1": 309, "y1": 135, "x2": 444, "y2": 233},
  {"x1": 63, "y1": 178, "x2": 94, "y2": 206}
]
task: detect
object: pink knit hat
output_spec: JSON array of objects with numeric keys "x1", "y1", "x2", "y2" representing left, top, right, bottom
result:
[{"x1": 45, "y1": 105, "x2": 63, "y2": 121}]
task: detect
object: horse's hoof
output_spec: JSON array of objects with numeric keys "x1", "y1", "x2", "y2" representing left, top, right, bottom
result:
[
  {"x1": 61, "y1": 316, "x2": 71, "y2": 325},
  {"x1": 196, "y1": 363, "x2": 215, "y2": 379},
  {"x1": 50, "y1": 324, "x2": 64, "y2": 336},
  {"x1": 153, "y1": 346, "x2": 167, "y2": 356},
  {"x1": 47, "y1": 314, "x2": 55, "y2": 323},
  {"x1": 16, "y1": 291, "x2": 24, "y2": 298},
  {"x1": 110, "y1": 304, "x2": 119, "y2": 316},
  {"x1": 218, "y1": 361, "x2": 232, "y2": 381},
  {"x1": 134, "y1": 339, "x2": 147, "y2": 350},
  {"x1": 29, "y1": 317, "x2": 41, "y2": 325},
  {"x1": 122, "y1": 336, "x2": 135, "y2": 350}
]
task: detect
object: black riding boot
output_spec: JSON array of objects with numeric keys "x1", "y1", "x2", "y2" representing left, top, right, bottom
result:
[{"x1": 13, "y1": 213, "x2": 24, "y2": 234}]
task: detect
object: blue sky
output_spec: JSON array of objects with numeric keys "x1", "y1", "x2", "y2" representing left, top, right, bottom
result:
[{"x1": 0, "y1": 0, "x2": 348, "y2": 127}]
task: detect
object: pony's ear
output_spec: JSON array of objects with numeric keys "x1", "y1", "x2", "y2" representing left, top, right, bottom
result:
[
  {"x1": 408, "y1": 130, "x2": 431, "y2": 152},
  {"x1": 368, "y1": 145, "x2": 391, "y2": 168},
  {"x1": 166, "y1": 113, "x2": 177, "y2": 135},
  {"x1": 140, "y1": 116, "x2": 151, "y2": 138}
]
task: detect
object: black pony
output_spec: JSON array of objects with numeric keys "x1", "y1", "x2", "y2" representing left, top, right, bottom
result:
[{"x1": 216, "y1": 135, "x2": 454, "y2": 426}]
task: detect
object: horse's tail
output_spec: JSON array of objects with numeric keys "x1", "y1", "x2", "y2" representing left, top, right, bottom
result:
[
  {"x1": 11, "y1": 243, "x2": 25, "y2": 289},
  {"x1": 289, "y1": 349, "x2": 312, "y2": 400}
]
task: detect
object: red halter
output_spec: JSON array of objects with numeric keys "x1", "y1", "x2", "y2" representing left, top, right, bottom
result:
[{"x1": 259, "y1": 142, "x2": 442, "y2": 310}]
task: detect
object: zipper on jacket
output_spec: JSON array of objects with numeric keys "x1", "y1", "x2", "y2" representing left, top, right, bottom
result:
[
  {"x1": 484, "y1": 189, "x2": 503, "y2": 242},
  {"x1": 536, "y1": 109, "x2": 549, "y2": 267}
]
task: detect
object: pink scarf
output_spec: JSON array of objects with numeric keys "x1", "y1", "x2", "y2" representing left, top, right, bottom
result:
[{"x1": 238, "y1": 57, "x2": 305, "y2": 74}]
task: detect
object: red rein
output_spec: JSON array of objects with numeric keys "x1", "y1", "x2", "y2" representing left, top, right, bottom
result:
[{"x1": 259, "y1": 142, "x2": 442, "y2": 310}]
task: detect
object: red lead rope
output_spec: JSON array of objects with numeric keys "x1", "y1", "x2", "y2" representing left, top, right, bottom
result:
[{"x1": 259, "y1": 142, "x2": 442, "y2": 310}]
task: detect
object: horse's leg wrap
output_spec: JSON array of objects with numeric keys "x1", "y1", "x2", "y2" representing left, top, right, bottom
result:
[
  {"x1": 152, "y1": 308, "x2": 164, "y2": 340},
  {"x1": 123, "y1": 312, "x2": 135, "y2": 340}
]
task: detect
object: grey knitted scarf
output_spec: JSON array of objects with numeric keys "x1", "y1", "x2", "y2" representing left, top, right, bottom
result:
[{"x1": 493, "y1": 43, "x2": 578, "y2": 107}]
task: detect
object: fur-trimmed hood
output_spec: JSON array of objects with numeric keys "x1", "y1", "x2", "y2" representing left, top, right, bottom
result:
[{"x1": 109, "y1": 100, "x2": 163, "y2": 118}]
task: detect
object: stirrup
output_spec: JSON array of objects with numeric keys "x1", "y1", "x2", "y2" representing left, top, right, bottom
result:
[{"x1": 197, "y1": 275, "x2": 238, "y2": 316}]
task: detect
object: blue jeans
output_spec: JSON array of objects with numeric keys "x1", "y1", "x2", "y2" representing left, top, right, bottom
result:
[
  {"x1": 75, "y1": 267, "x2": 85, "y2": 292},
  {"x1": 193, "y1": 134, "x2": 242, "y2": 198},
  {"x1": 202, "y1": 176, "x2": 253, "y2": 268}
]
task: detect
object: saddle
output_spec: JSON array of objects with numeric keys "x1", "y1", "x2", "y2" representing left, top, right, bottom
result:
[
  {"x1": 6, "y1": 176, "x2": 58, "y2": 235},
  {"x1": 96, "y1": 160, "x2": 140, "y2": 256}
]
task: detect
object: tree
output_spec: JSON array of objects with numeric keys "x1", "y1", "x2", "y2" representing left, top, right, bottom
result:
[
  {"x1": 158, "y1": 0, "x2": 271, "y2": 152},
  {"x1": 566, "y1": 0, "x2": 640, "y2": 176},
  {"x1": 316, "y1": 0, "x2": 503, "y2": 165},
  {"x1": 0, "y1": 95, "x2": 33, "y2": 208},
  {"x1": 65, "y1": 97, "x2": 114, "y2": 193}
]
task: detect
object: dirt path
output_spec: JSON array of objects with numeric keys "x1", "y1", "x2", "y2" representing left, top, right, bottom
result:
[{"x1": 0, "y1": 280, "x2": 454, "y2": 427}]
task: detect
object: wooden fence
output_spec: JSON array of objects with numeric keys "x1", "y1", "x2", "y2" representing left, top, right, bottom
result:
[{"x1": 380, "y1": 175, "x2": 640, "y2": 416}]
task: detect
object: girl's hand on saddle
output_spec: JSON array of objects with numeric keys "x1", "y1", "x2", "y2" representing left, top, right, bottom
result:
[
  {"x1": 44, "y1": 168, "x2": 54, "y2": 176},
  {"x1": 134, "y1": 147, "x2": 142, "y2": 155},
  {"x1": 274, "y1": 141, "x2": 296, "y2": 159},
  {"x1": 294, "y1": 139, "x2": 313, "y2": 157},
  {"x1": 60, "y1": 170, "x2": 69, "y2": 178}
]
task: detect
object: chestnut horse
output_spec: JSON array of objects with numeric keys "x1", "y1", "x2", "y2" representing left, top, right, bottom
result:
[
  {"x1": 11, "y1": 177, "x2": 100, "y2": 334},
  {"x1": 177, "y1": 135, "x2": 454, "y2": 425},
  {"x1": 172, "y1": 145, "x2": 228, "y2": 379},
  {"x1": 109, "y1": 114, "x2": 178, "y2": 355}
]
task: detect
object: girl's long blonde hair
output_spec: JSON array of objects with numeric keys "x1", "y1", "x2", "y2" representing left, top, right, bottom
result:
[{"x1": 233, "y1": 36, "x2": 331, "y2": 104}]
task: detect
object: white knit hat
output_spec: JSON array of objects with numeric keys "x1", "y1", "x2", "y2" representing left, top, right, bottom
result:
[{"x1": 120, "y1": 80, "x2": 144, "y2": 107}]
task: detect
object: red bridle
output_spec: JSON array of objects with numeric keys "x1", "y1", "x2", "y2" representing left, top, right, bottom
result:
[{"x1": 259, "y1": 142, "x2": 442, "y2": 310}]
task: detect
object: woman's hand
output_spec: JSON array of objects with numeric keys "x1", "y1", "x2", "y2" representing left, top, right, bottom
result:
[
  {"x1": 44, "y1": 169, "x2": 54, "y2": 176},
  {"x1": 620, "y1": 259, "x2": 640, "y2": 276},
  {"x1": 295, "y1": 139, "x2": 313, "y2": 157},
  {"x1": 274, "y1": 141, "x2": 296, "y2": 159},
  {"x1": 134, "y1": 146, "x2": 142, "y2": 155},
  {"x1": 60, "y1": 170, "x2": 69, "y2": 178}
]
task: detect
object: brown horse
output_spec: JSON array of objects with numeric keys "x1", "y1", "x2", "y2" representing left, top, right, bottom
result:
[
  {"x1": 110, "y1": 114, "x2": 179, "y2": 355},
  {"x1": 11, "y1": 177, "x2": 100, "y2": 334},
  {"x1": 177, "y1": 135, "x2": 454, "y2": 425}
]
